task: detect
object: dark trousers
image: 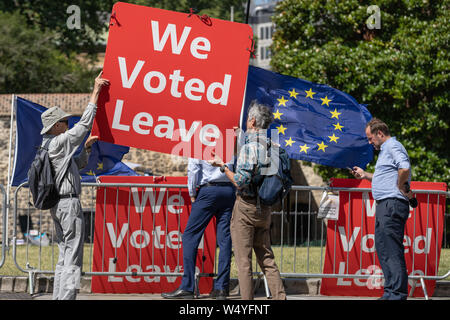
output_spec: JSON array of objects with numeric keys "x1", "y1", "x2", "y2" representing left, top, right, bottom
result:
[
  {"x1": 375, "y1": 198, "x2": 409, "y2": 300},
  {"x1": 180, "y1": 185, "x2": 235, "y2": 292}
]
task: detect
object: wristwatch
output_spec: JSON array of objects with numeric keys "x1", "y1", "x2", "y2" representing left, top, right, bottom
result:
[{"x1": 220, "y1": 164, "x2": 228, "y2": 173}]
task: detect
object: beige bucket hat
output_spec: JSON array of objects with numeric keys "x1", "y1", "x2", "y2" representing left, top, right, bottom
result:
[{"x1": 40, "y1": 106, "x2": 72, "y2": 135}]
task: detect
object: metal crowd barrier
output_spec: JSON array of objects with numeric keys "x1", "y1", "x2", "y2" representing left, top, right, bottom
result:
[
  {"x1": 9, "y1": 181, "x2": 450, "y2": 299},
  {"x1": 12, "y1": 182, "x2": 209, "y2": 295},
  {"x1": 269, "y1": 185, "x2": 450, "y2": 300}
]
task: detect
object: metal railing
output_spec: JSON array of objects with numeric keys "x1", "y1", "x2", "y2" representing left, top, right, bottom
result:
[
  {"x1": 268, "y1": 185, "x2": 450, "y2": 300},
  {"x1": 7, "y1": 182, "x2": 450, "y2": 299},
  {"x1": 11, "y1": 182, "x2": 220, "y2": 296}
]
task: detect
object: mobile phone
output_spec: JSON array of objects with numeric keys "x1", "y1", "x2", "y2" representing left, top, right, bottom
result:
[{"x1": 404, "y1": 182, "x2": 418, "y2": 208}]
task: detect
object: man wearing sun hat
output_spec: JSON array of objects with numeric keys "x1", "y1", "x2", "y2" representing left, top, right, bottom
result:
[{"x1": 42, "y1": 72, "x2": 109, "y2": 300}]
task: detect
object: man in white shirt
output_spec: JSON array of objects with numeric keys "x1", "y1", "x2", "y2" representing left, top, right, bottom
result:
[{"x1": 162, "y1": 158, "x2": 235, "y2": 299}]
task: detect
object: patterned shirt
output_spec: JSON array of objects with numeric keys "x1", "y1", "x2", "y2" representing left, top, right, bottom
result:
[{"x1": 234, "y1": 131, "x2": 276, "y2": 197}]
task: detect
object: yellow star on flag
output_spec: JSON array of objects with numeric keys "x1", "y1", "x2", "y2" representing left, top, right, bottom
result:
[
  {"x1": 328, "y1": 133, "x2": 339, "y2": 143},
  {"x1": 273, "y1": 109, "x2": 283, "y2": 120},
  {"x1": 288, "y1": 89, "x2": 299, "y2": 98},
  {"x1": 333, "y1": 122, "x2": 344, "y2": 131},
  {"x1": 284, "y1": 137, "x2": 295, "y2": 147},
  {"x1": 317, "y1": 141, "x2": 328, "y2": 152},
  {"x1": 86, "y1": 170, "x2": 95, "y2": 176},
  {"x1": 320, "y1": 96, "x2": 332, "y2": 106},
  {"x1": 276, "y1": 124, "x2": 287, "y2": 135},
  {"x1": 277, "y1": 96, "x2": 288, "y2": 106},
  {"x1": 305, "y1": 88, "x2": 316, "y2": 99},
  {"x1": 299, "y1": 144, "x2": 310, "y2": 153},
  {"x1": 330, "y1": 108, "x2": 341, "y2": 119},
  {"x1": 97, "y1": 162, "x2": 104, "y2": 170}
]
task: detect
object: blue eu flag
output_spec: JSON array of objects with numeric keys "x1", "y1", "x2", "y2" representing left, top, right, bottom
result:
[
  {"x1": 11, "y1": 96, "x2": 138, "y2": 187},
  {"x1": 243, "y1": 66, "x2": 373, "y2": 169}
]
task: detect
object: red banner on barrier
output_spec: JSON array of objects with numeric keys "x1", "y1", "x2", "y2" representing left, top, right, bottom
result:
[
  {"x1": 92, "y1": 2, "x2": 252, "y2": 162},
  {"x1": 91, "y1": 176, "x2": 216, "y2": 294},
  {"x1": 320, "y1": 179, "x2": 447, "y2": 297}
]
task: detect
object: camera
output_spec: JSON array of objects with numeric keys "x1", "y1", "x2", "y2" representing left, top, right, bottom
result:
[{"x1": 404, "y1": 183, "x2": 418, "y2": 208}]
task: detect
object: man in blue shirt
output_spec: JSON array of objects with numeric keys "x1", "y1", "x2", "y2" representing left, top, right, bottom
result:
[
  {"x1": 352, "y1": 118, "x2": 413, "y2": 300},
  {"x1": 162, "y1": 158, "x2": 235, "y2": 299}
]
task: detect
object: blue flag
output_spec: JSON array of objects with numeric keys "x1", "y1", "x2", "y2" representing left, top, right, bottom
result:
[
  {"x1": 243, "y1": 66, "x2": 373, "y2": 169},
  {"x1": 11, "y1": 96, "x2": 138, "y2": 187}
]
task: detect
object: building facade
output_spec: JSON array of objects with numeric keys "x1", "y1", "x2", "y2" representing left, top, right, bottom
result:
[{"x1": 248, "y1": 0, "x2": 280, "y2": 70}]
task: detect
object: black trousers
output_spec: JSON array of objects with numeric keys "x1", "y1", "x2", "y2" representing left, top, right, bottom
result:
[{"x1": 375, "y1": 198, "x2": 409, "y2": 300}]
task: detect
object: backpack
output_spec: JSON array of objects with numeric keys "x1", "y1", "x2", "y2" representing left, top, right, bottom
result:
[
  {"x1": 254, "y1": 142, "x2": 293, "y2": 206},
  {"x1": 27, "y1": 139, "x2": 61, "y2": 210}
]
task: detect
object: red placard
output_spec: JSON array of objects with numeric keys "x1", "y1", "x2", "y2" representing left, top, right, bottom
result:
[
  {"x1": 91, "y1": 176, "x2": 216, "y2": 294},
  {"x1": 92, "y1": 2, "x2": 253, "y2": 162},
  {"x1": 320, "y1": 179, "x2": 447, "y2": 297}
]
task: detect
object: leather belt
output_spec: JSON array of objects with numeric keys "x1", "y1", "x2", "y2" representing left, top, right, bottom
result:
[
  {"x1": 375, "y1": 197, "x2": 409, "y2": 206},
  {"x1": 200, "y1": 182, "x2": 233, "y2": 187},
  {"x1": 60, "y1": 193, "x2": 79, "y2": 199}
]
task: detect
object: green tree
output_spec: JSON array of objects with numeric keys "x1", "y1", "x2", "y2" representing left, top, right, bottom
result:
[
  {"x1": 271, "y1": 0, "x2": 449, "y2": 183},
  {"x1": 0, "y1": 0, "x2": 115, "y2": 55},
  {"x1": 0, "y1": 11, "x2": 97, "y2": 93},
  {"x1": 131, "y1": 0, "x2": 246, "y2": 22},
  {"x1": 0, "y1": 1, "x2": 247, "y2": 93},
  {"x1": 0, "y1": 0, "x2": 246, "y2": 56}
]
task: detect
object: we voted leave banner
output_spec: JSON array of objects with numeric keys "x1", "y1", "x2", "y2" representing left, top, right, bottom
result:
[
  {"x1": 320, "y1": 179, "x2": 447, "y2": 297},
  {"x1": 91, "y1": 176, "x2": 216, "y2": 293},
  {"x1": 92, "y1": 2, "x2": 253, "y2": 162}
]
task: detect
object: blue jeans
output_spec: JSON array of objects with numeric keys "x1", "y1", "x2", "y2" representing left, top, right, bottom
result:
[
  {"x1": 179, "y1": 185, "x2": 235, "y2": 292},
  {"x1": 375, "y1": 198, "x2": 409, "y2": 300}
]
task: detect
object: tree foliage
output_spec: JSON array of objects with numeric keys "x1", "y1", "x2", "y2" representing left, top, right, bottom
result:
[
  {"x1": 271, "y1": 0, "x2": 449, "y2": 183},
  {"x1": 0, "y1": 0, "x2": 246, "y2": 56},
  {"x1": 0, "y1": 11, "x2": 97, "y2": 93},
  {"x1": 130, "y1": 0, "x2": 246, "y2": 22},
  {"x1": 0, "y1": 1, "x2": 246, "y2": 93},
  {"x1": 0, "y1": 0, "x2": 115, "y2": 54}
]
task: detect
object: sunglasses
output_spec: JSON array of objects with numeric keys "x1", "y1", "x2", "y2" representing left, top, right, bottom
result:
[{"x1": 58, "y1": 120, "x2": 69, "y2": 125}]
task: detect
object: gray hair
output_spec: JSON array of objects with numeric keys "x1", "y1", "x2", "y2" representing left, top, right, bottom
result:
[{"x1": 247, "y1": 101, "x2": 273, "y2": 129}]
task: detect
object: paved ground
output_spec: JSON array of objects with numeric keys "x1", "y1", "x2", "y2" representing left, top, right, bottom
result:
[{"x1": 1, "y1": 292, "x2": 447, "y2": 300}]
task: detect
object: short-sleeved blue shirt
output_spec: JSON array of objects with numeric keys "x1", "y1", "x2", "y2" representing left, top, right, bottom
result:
[{"x1": 372, "y1": 137, "x2": 411, "y2": 201}]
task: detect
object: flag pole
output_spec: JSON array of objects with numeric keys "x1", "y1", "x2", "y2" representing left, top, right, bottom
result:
[
  {"x1": 241, "y1": 0, "x2": 251, "y2": 131},
  {"x1": 245, "y1": 0, "x2": 251, "y2": 24},
  {"x1": 7, "y1": 94, "x2": 15, "y2": 189},
  {"x1": 6, "y1": 94, "x2": 16, "y2": 243}
]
